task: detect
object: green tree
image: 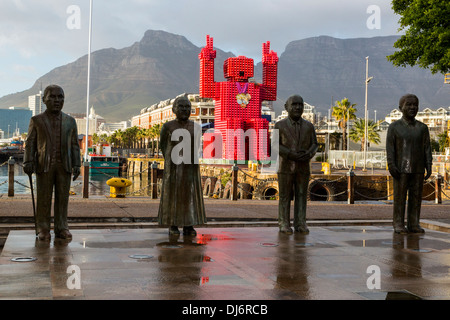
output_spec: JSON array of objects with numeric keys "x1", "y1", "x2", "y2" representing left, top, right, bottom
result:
[
  {"x1": 92, "y1": 133, "x2": 100, "y2": 145},
  {"x1": 437, "y1": 130, "x2": 450, "y2": 152},
  {"x1": 150, "y1": 123, "x2": 162, "y2": 157},
  {"x1": 141, "y1": 128, "x2": 151, "y2": 149},
  {"x1": 332, "y1": 98, "x2": 357, "y2": 150},
  {"x1": 349, "y1": 119, "x2": 381, "y2": 151},
  {"x1": 387, "y1": 0, "x2": 450, "y2": 74},
  {"x1": 114, "y1": 129, "x2": 125, "y2": 148},
  {"x1": 124, "y1": 126, "x2": 140, "y2": 148}
]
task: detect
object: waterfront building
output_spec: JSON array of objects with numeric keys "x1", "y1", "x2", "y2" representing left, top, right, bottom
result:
[
  {"x1": 274, "y1": 101, "x2": 317, "y2": 124},
  {"x1": 74, "y1": 106, "x2": 106, "y2": 136},
  {"x1": 131, "y1": 93, "x2": 215, "y2": 129},
  {"x1": 385, "y1": 106, "x2": 450, "y2": 138},
  {"x1": 97, "y1": 121, "x2": 130, "y2": 135}
]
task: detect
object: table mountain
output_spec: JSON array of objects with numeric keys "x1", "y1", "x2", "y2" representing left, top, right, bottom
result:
[
  {"x1": 0, "y1": 30, "x2": 448, "y2": 121},
  {"x1": 0, "y1": 30, "x2": 233, "y2": 121},
  {"x1": 258, "y1": 35, "x2": 448, "y2": 118}
]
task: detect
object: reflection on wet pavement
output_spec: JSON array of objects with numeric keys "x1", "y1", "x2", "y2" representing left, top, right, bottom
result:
[{"x1": 0, "y1": 226, "x2": 449, "y2": 300}]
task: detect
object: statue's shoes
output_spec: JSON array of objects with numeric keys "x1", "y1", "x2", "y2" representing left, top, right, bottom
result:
[
  {"x1": 394, "y1": 226, "x2": 408, "y2": 234},
  {"x1": 295, "y1": 225, "x2": 310, "y2": 234},
  {"x1": 183, "y1": 226, "x2": 197, "y2": 236},
  {"x1": 37, "y1": 231, "x2": 51, "y2": 241},
  {"x1": 408, "y1": 226, "x2": 425, "y2": 234},
  {"x1": 169, "y1": 226, "x2": 180, "y2": 235},
  {"x1": 56, "y1": 229, "x2": 72, "y2": 239},
  {"x1": 279, "y1": 226, "x2": 293, "y2": 235}
]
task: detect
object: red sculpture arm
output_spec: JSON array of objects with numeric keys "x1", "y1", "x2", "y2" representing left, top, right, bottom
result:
[
  {"x1": 261, "y1": 41, "x2": 278, "y2": 101},
  {"x1": 199, "y1": 35, "x2": 216, "y2": 98}
]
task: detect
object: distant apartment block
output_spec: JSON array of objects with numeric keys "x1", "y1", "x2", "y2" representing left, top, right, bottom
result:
[
  {"x1": 274, "y1": 101, "x2": 317, "y2": 124},
  {"x1": 131, "y1": 93, "x2": 215, "y2": 129},
  {"x1": 98, "y1": 121, "x2": 130, "y2": 134},
  {"x1": 28, "y1": 93, "x2": 43, "y2": 116},
  {"x1": 73, "y1": 107, "x2": 106, "y2": 136},
  {"x1": 385, "y1": 106, "x2": 450, "y2": 138}
]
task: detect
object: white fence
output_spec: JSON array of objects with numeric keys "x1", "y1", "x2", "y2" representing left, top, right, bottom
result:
[
  {"x1": 328, "y1": 151, "x2": 387, "y2": 169},
  {"x1": 432, "y1": 154, "x2": 450, "y2": 175},
  {"x1": 329, "y1": 150, "x2": 450, "y2": 175}
]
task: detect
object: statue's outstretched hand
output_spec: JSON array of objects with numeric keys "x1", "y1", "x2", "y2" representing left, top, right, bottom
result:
[
  {"x1": 200, "y1": 35, "x2": 216, "y2": 60},
  {"x1": 262, "y1": 41, "x2": 278, "y2": 64}
]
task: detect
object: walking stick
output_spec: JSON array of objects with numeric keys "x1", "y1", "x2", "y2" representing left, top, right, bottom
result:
[{"x1": 28, "y1": 173, "x2": 37, "y2": 236}]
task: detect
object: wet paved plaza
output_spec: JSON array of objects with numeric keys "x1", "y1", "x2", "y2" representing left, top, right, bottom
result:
[{"x1": 0, "y1": 225, "x2": 449, "y2": 300}]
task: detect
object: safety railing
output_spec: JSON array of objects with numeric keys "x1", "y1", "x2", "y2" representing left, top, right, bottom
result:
[{"x1": 1, "y1": 157, "x2": 449, "y2": 205}]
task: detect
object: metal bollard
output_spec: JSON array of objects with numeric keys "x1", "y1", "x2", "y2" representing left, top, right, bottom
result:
[
  {"x1": 82, "y1": 161, "x2": 89, "y2": 199},
  {"x1": 151, "y1": 161, "x2": 158, "y2": 199},
  {"x1": 347, "y1": 168, "x2": 355, "y2": 204},
  {"x1": 231, "y1": 164, "x2": 238, "y2": 201},
  {"x1": 435, "y1": 174, "x2": 442, "y2": 204},
  {"x1": 8, "y1": 157, "x2": 15, "y2": 197}
]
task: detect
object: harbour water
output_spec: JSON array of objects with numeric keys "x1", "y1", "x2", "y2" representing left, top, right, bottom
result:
[{"x1": 0, "y1": 162, "x2": 149, "y2": 197}]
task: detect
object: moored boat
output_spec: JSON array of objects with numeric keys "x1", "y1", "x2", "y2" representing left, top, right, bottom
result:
[{"x1": 86, "y1": 144, "x2": 120, "y2": 175}]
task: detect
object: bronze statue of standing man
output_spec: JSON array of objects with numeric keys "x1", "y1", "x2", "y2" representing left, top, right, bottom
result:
[
  {"x1": 158, "y1": 96, "x2": 206, "y2": 236},
  {"x1": 24, "y1": 85, "x2": 81, "y2": 240},
  {"x1": 275, "y1": 95, "x2": 318, "y2": 234},
  {"x1": 386, "y1": 94, "x2": 432, "y2": 234}
]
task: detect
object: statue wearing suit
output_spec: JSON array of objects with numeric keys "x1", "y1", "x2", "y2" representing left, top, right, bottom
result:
[
  {"x1": 24, "y1": 85, "x2": 81, "y2": 240},
  {"x1": 275, "y1": 95, "x2": 318, "y2": 234},
  {"x1": 386, "y1": 94, "x2": 432, "y2": 234}
]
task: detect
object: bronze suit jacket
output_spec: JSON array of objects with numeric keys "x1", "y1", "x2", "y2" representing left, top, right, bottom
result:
[
  {"x1": 386, "y1": 117, "x2": 432, "y2": 174},
  {"x1": 24, "y1": 111, "x2": 81, "y2": 174},
  {"x1": 274, "y1": 117, "x2": 318, "y2": 174}
]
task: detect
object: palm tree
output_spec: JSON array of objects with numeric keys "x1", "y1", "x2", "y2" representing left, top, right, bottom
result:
[
  {"x1": 114, "y1": 129, "x2": 124, "y2": 148},
  {"x1": 136, "y1": 128, "x2": 144, "y2": 149},
  {"x1": 332, "y1": 98, "x2": 357, "y2": 150},
  {"x1": 142, "y1": 128, "x2": 152, "y2": 149},
  {"x1": 124, "y1": 126, "x2": 139, "y2": 148},
  {"x1": 349, "y1": 119, "x2": 381, "y2": 151},
  {"x1": 92, "y1": 133, "x2": 100, "y2": 145},
  {"x1": 150, "y1": 123, "x2": 162, "y2": 157},
  {"x1": 437, "y1": 131, "x2": 449, "y2": 152}
]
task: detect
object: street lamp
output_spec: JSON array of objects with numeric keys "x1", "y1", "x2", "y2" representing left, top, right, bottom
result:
[
  {"x1": 347, "y1": 108, "x2": 350, "y2": 151},
  {"x1": 83, "y1": 0, "x2": 94, "y2": 199},
  {"x1": 363, "y1": 56, "x2": 373, "y2": 172}
]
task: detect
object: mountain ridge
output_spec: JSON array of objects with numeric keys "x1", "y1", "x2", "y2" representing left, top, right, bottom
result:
[{"x1": 0, "y1": 30, "x2": 448, "y2": 122}]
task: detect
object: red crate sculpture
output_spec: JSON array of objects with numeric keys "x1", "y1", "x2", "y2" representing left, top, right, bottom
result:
[{"x1": 199, "y1": 35, "x2": 278, "y2": 161}]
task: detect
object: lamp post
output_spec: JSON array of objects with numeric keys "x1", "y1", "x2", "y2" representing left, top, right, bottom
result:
[
  {"x1": 83, "y1": 0, "x2": 93, "y2": 198},
  {"x1": 347, "y1": 108, "x2": 350, "y2": 151},
  {"x1": 363, "y1": 56, "x2": 373, "y2": 172}
]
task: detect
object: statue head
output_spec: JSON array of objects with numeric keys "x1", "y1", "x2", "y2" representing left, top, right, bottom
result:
[
  {"x1": 399, "y1": 94, "x2": 419, "y2": 121},
  {"x1": 285, "y1": 95, "x2": 304, "y2": 121},
  {"x1": 172, "y1": 96, "x2": 192, "y2": 122},
  {"x1": 223, "y1": 56, "x2": 254, "y2": 82},
  {"x1": 43, "y1": 85, "x2": 65, "y2": 114}
]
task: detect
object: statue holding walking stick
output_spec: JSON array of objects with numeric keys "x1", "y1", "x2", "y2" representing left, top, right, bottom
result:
[{"x1": 24, "y1": 85, "x2": 81, "y2": 241}]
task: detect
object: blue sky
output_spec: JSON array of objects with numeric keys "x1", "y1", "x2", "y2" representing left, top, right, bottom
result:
[{"x1": 0, "y1": 0, "x2": 401, "y2": 98}]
